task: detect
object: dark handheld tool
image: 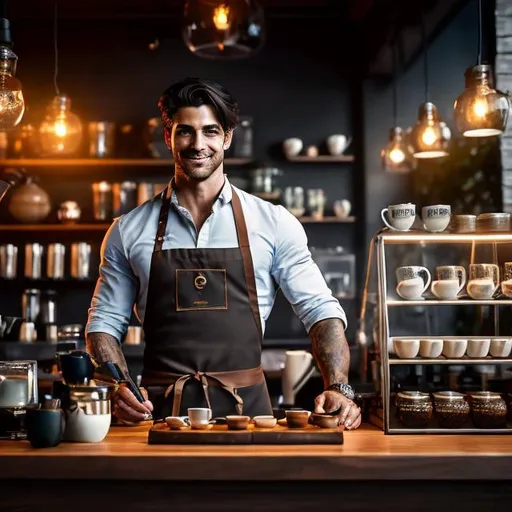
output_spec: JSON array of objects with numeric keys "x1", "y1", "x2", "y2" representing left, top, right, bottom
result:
[{"x1": 94, "y1": 361, "x2": 146, "y2": 404}]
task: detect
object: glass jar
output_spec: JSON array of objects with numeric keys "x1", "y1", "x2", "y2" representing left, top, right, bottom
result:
[
  {"x1": 396, "y1": 391, "x2": 432, "y2": 428},
  {"x1": 433, "y1": 391, "x2": 470, "y2": 428},
  {"x1": 0, "y1": 360, "x2": 38, "y2": 407},
  {"x1": 469, "y1": 391, "x2": 507, "y2": 429}
]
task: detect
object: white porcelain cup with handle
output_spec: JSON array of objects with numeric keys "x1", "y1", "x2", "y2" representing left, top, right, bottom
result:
[
  {"x1": 431, "y1": 279, "x2": 460, "y2": 300},
  {"x1": 396, "y1": 266, "x2": 431, "y2": 300},
  {"x1": 187, "y1": 408, "x2": 212, "y2": 430},
  {"x1": 422, "y1": 204, "x2": 451, "y2": 232},
  {"x1": 326, "y1": 134, "x2": 351, "y2": 155},
  {"x1": 381, "y1": 203, "x2": 416, "y2": 231}
]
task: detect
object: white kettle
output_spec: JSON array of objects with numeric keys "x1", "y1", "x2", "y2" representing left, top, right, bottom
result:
[{"x1": 280, "y1": 350, "x2": 315, "y2": 406}]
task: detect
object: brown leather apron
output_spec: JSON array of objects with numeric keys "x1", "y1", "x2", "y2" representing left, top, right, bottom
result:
[{"x1": 141, "y1": 184, "x2": 273, "y2": 419}]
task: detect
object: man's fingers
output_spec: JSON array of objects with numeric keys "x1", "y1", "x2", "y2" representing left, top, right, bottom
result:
[
  {"x1": 116, "y1": 399, "x2": 148, "y2": 422},
  {"x1": 116, "y1": 386, "x2": 152, "y2": 414},
  {"x1": 314, "y1": 394, "x2": 326, "y2": 413},
  {"x1": 344, "y1": 405, "x2": 362, "y2": 430},
  {"x1": 339, "y1": 403, "x2": 352, "y2": 426}
]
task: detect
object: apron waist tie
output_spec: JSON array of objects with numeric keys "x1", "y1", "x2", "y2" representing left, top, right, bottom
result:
[{"x1": 141, "y1": 366, "x2": 265, "y2": 417}]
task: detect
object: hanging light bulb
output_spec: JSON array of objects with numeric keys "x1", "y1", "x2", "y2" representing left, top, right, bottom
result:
[
  {"x1": 182, "y1": 0, "x2": 266, "y2": 59},
  {"x1": 409, "y1": 102, "x2": 450, "y2": 159},
  {"x1": 454, "y1": 0, "x2": 510, "y2": 137},
  {"x1": 454, "y1": 64, "x2": 510, "y2": 137},
  {"x1": 0, "y1": 18, "x2": 24, "y2": 130},
  {"x1": 38, "y1": 2, "x2": 82, "y2": 156},
  {"x1": 39, "y1": 94, "x2": 82, "y2": 155}
]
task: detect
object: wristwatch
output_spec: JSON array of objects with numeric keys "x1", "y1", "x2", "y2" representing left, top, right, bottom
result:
[{"x1": 326, "y1": 382, "x2": 355, "y2": 401}]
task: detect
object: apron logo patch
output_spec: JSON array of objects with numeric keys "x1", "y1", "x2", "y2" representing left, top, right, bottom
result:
[{"x1": 194, "y1": 274, "x2": 207, "y2": 290}]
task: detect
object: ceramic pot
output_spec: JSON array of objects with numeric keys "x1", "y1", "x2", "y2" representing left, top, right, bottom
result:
[{"x1": 8, "y1": 178, "x2": 51, "y2": 223}]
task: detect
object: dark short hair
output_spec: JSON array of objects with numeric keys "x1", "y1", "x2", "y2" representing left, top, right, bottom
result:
[{"x1": 158, "y1": 77, "x2": 239, "y2": 132}]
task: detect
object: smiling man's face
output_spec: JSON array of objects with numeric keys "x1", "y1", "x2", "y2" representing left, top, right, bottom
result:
[{"x1": 165, "y1": 105, "x2": 233, "y2": 182}]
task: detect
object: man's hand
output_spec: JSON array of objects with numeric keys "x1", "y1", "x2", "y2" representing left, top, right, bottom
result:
[
  {"x1": 113, "y1": 385, "x2": 154, "y2": 425},
  {"x1": 314, "y1": 390, "x2": 361, "y2": 430}
]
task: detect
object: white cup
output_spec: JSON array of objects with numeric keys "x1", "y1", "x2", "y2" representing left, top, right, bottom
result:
[
  {"x1": 381, "y1": 203, "x2": 416, "y2": 231},
  {"x1": 431, "y1": 279, "x2": 460, "y2": 300},
  {"x1": 333, "y1": 199, "x2": 351, "y2": 219},
  {"x1": 442, "y1": 339, "x2": 467, "y2": 358},
  {"x1": 393, "y1": 339, "x2": 420, "y2": 359},
  {"x1": 419, "y1": 339, "x2": 443, "y2": 358},
  {"x1": 467, "y1": 278, "x2": 496, "y2": 300},
  {"x1": 283, "y1": 138, "x2": 303, "y2": 158},
  {"x1": 421, "y1": 205, "x2": 451, "y2": 232},
  {"x1": 490, "y1": 338, "x2": 512, "y2": 358},
  {"x1": 187, "y1": 407, "x2": 212, "y2": 429},
  {"x1": 467, "y1": 339, "x2": 491, "y2": 358},
  {"x1": 501, "y1": 278, "x2": 512, "y2": 297},
  {"x1": 396, "y1": 266, "x2": 431, "y2": 300},
  {"x1": 326, "y1": 134, "x2": 351, "y2": 155}
]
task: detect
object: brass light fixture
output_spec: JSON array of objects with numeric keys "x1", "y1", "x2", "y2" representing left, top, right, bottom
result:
[
  {"x1": 381, "y1": 37, "x2": 410, "y2": 173},
  {"x1": 182, "y1": 0, "x2": 266, "y2": 59},
  {"x1": 38, "y1": 1, "x2": 82, "y2": 155},
  {"x1": 453, "y1": 0, "x2": 510, "y2": 137},
  {"x1": 409, "y1": 5, "x2": 449, "y2": 159}
]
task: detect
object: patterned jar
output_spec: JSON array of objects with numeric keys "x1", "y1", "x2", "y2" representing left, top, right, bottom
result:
[
  {"x1": 433, "y1": 391, "x2": 470, "y2": 428},
  {"x1": 469, "y1": 392, "x2": 507, "y2": 429},
  {"x1": 396, "y1": 391, "x2": 432, "y2": 428}
]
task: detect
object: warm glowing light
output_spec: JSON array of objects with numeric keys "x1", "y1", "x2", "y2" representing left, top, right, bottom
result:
[
  {"x1": 473, "y1": 97, "x2": 488, "y2": 118},
  {"x1": 421, "y1": 126, "x2": 437, "y2": 146},
  {"x1": 213, "y1": 4, "x2": 230, "y2": 30},
  {"x1": 388, "y1": 147, "x2": 406, "y2": 164},
  {"x1": 54, "y1": 120, "x2": 67, "y2": 138}
]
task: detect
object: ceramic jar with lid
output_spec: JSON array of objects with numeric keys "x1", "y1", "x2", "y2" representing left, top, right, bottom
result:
[
  {"x1": 433, "y1": 391, "x2": 470, "y2": 428},
  {"x1": 396, "y1": 391, "x2": 433, "y2": 428},
  {"x1": 469, "y1": 391, "x2": 507, "y2": 429}
]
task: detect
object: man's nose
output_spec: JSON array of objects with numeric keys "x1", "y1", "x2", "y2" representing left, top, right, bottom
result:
[{"x1": 191, "y1": 131, "x2": 207, "y2": 151}]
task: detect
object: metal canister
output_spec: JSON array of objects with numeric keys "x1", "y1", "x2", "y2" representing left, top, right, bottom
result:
[
  {"x1": 71, "y1": 243, "x2": 91, "y2": 279},
  {"x1": 47, "y1": 243, "x2": 66, "y2": 279},
  {"x1": 113, "y1": 181, "x2": 137, "y2": 216},
  {"x1": 92, "y1": 182, "x2": 112, "y2": 221},
  {"x1": 24, "y1": 243, "x2": 43, "y2": 279},
  {"x1": 0, "y1": 244, "x2": 18, "y2": 279},
  {"x1": 21, "y1": 289, "x2": 41, "y2": 322},
  {"x1": 88, "y1": 122, "x2": 116, "y2": 158}
]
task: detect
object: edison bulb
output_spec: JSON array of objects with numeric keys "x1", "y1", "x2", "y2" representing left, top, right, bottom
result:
[
  {"x1": 389, "y1": 147, "x2": 406, "y2": 164},
  {"x1": 381, "y1": 127, "x2": 410, "y2": 173},
  {"x1": 0, "y1": 46, "x2": 24, "y2": 130},
  {"x1": 410, "y1": 102, "x2": 449, "y2": 158},
  {"x1": 213, "y1": 4, "x2": 230, "y2": 30},
  {"x1": 39, "y1": 94, "x2": 82, "y2": 156},
  {"x1": 421, "y1": 126, "x2": 438, "y2": 146}
]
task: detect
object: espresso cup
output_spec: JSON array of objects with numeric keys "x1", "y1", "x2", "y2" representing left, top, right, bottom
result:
[
  {"x1": 422, "y1": 205, "x2": 451, "y2": 232},
  {"x1": 467, "y1": 264, "x2": 499, "y2": 300},
  {"x1": 187, "y1": 407, "x2": 212, "y2": 429},
  {"x1": 396, "y1": 266, "x2": 431, "y2": 300},
  {"x1": 285, "y1": 409, "x2": 311, "y2": 428},
  {"x1": 26, "y1": 408, "x2": 65, "y2": 448},
  {"x1": 502, "y1": 262, "x2": 512, "y2": 297},
  {"x1": 381, "y1": 203, "x2": 416, "y2": 231}
]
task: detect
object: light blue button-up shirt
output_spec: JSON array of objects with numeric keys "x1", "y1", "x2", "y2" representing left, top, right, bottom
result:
[{"x1": 86, "y1": 177, "x2": 346, "y2": 342}]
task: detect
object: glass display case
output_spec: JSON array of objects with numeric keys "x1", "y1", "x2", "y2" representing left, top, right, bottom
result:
[{"x1": 375, "y1": 230, "x2": 512, "y2": 434}]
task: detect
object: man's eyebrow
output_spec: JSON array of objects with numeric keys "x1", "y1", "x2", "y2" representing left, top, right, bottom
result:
[{"x1": 175, "y1": 123, "x2": 221, "y2": 130}]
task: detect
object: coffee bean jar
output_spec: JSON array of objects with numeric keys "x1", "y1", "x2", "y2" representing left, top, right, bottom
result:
[
  {"x1": 469, "y1": 392, "x2": 507, "y2": 429},
  {"x1": 396, "y1": 391, "x2": 433, "y2": 428},
  {"x1": 433, "y1": 391, "x2": 470, "y2": 428}
]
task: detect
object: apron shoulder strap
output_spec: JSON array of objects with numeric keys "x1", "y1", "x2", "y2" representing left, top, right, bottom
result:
[
  {"x1": 154, "y1": 186, "x2": 172, "y2": 253},
  {"x1": 231, "y1": 187, "x2": 263, "y2": 342}
]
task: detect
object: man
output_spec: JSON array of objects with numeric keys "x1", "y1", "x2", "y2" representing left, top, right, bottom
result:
[{"x1": 86, "y1": 77, "x2": 361, "y2": 430}]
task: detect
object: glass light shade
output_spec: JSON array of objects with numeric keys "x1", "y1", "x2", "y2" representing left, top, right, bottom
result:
[
  {"x1": 39, "y1": 95, "x2": 82, "y2": 156},
  {"x1": 454, "y1": 65, "x2": 511, "y2": 137},
  {"x1": 182, "y1": 0, "x2": 265, "y2": 59},
  {"x1": 0, "y1": 46, "x2": 24, "y2": 130},
  {"x1": 409, "y1": 102, "x2": 450, "y2": 159},
  {"x1": 381, "y1": 127, "x2": 411, "y2": 173}
]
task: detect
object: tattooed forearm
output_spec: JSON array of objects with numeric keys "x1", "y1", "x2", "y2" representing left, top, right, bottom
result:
[
  {"x1": 86, "y1": 332, "x2": 129, "y2": 375},
  {"x1": 309, "y1": 318, "x2": 350, "y2": 388}
]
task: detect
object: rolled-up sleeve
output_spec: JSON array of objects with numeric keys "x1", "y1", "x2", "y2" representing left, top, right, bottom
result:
[
  {"x1": 86, "y1": 219, "x2": 139, "y2": 342},
  {"x1": 270, "y1": 206, "x2": 347, "y2": 332}
]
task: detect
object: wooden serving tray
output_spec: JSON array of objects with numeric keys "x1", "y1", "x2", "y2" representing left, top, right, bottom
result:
[{"x1": 148, "y1": 422, "x2": 343, "y2": 445}]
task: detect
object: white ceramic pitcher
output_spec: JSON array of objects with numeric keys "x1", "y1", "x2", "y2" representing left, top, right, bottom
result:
[{"x1": 281, "y1": 350, "x2": 315, "y2": 406}]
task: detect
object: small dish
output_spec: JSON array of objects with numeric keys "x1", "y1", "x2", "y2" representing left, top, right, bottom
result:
[
  {"x1": 285, "y1": 409, "x2": 311, "y2": 428},
  {"x1": 164, "y1": 416, "x2": 190, "y2": 430},
  {"x1": 393, "y1": 338, "x2": 420, "y2": 359},
  {"x1": 311, "y1": 413, "x2": 339, "y2": 429},
  {"x1": 252, "y1": 415, "x2": 277, "y2": 428},
  {"x1": 226, "y1": 415, "x2": 251, "y2": 430}
]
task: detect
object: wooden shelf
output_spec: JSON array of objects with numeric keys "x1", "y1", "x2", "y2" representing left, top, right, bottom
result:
[
  {"x1": 0, "y1": 158, "x2": 253, "y2": 167},
  {"x1": 285, "y1": 155, "x2": 354, "y2": 163},
  {"x1": 298, "y1": 216, "x2": 355, "y2": 223}
]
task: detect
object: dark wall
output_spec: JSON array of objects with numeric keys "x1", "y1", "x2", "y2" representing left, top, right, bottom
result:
[{"x1": 1, "y1": 15, "x2": 361, "y2": 341}]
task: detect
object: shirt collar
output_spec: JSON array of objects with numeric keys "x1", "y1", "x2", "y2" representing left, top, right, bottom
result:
[{"x1": 167, "y1": 174, "x2": 233, "y2": 208}]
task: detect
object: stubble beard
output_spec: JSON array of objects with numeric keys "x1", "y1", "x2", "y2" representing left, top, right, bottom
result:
[{"x1": 176, "y1": 152, "x2": 224, "y2": 182}]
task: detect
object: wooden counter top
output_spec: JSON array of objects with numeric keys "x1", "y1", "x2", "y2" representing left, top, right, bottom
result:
[{"x1": 2, "y1": 424, "x2": 512, "y2": 481}]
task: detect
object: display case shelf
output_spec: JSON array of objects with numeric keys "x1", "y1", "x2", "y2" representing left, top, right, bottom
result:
[
  {"x1": 386, "y1": 298, "x2": 512, "y2": 306},
  {"x1": 388, "y1": 357, "x2": 512, "y2": 365}
]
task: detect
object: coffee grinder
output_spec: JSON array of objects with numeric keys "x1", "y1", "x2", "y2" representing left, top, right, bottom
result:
[{"x1": 0, "y1": 360, "x2": 39, "y2": 439}]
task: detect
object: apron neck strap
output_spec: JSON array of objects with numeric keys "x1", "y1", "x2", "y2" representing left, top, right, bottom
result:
[{"x1": 153, "y1": 185, "x2": 172, "y2": 253}]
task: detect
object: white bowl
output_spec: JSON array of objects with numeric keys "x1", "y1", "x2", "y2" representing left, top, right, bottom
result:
[
  {"x1": 442, "y1": 339, "x2": 467, "y2": 359},
  {"x1": 283, "y1": 138, "x2": 303, "y2": 157},
  {"x1": 64, "y1": 412, "x2": 111, "y2": 443},
  {"x1": 252, "y1": 415, "x2": 277, "y2": 428},
  {"x1": 393, "y1": 339, "x2": 420, "y2": 359},
  {"x1": 490, "y1": 338, "x2": 512, "y2": 358},
  {"x1": 466, "y1": 339, "x2": 490, "y2": 358},
  {"x1": 419, "y1": 339, "x2": 443, "y2": 358}
]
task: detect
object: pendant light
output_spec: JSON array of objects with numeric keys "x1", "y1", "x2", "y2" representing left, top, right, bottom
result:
[
  {"x1": 0, "y1": 14, "x2": 24, "y2": 130},
  {"x1": 381, "y1": 37, "x2": 410, "y2": 173},
  {"x1": 39, "y1": 1, "x2": 82, "y2": 156},
  {"x1": 409, "y1": 5, "x2": 449, "y2": 159},
  {"x1": 453, "y1": 0, "x2": 510, "y2": 137},
  {"x1": 182, "y1": 0, "x2": 266, "y2": 60}
]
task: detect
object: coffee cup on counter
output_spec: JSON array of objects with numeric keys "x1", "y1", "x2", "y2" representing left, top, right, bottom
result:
[
  {"x1": 431, "y1": 265, "x2": 466, "y2": 300},
  {"x1": 421, "y1": 204, "x2": 451, "y2": 232},
  {"x1": 395, "y1": 266, "x2": 431, "y2": 300},
  {"x1": 187, "y1": 407, "x2": 212, "y2": 430},
  {"x1": 26, "y1": 407, "x2": 65, "y2": 448},
  {"x1": 381, "y1": 203, "x2": 416, "y2": 231},
  {"x1": 467, "y1": 264, "x2": 499, "y2": 300}
]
